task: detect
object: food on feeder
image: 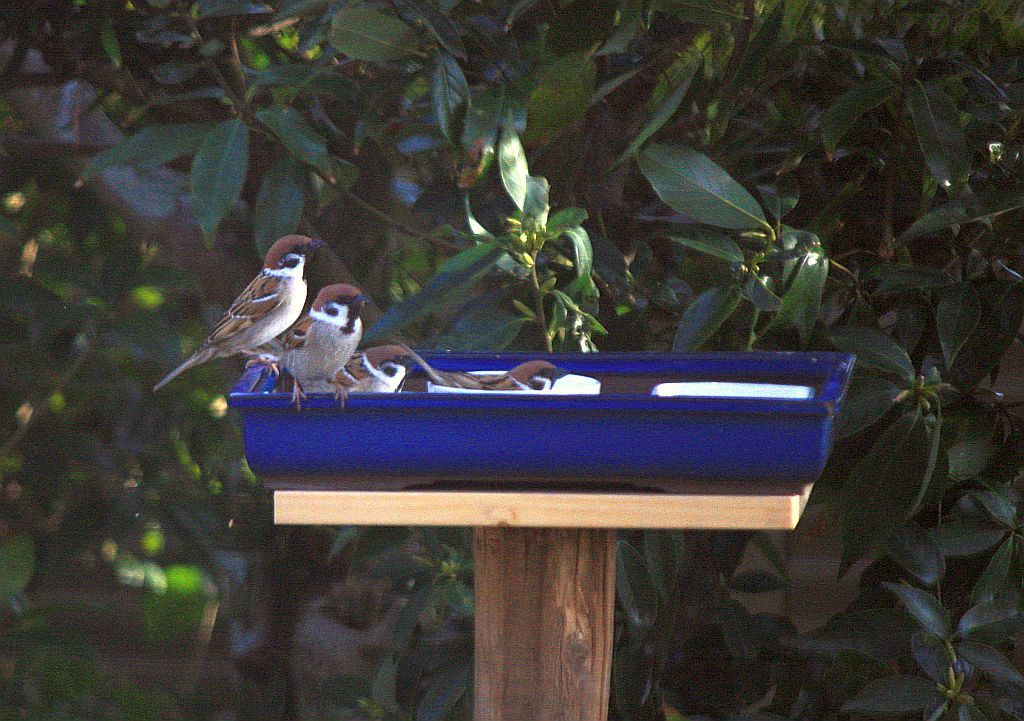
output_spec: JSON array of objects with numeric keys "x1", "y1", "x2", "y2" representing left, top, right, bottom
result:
[
  {"x1": 153, "y1": 235, "x2": 324, "y2": 392},
  {"x1": 275, "y1": 284, "x2": 368, "y2": 408},
  {"x1": 330, "y1": 345, "x2": 411, "y2": 398},
  {"x1": 652, "y1": 382, "x2": 815, "y2": 399},
  {"x1": 397, "y1": 345, "x2": 601, "y2": 394}
]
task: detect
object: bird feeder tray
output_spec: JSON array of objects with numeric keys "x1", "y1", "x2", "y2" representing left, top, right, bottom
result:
[{"x1": 228, "y1": 351, "x2": 854, "y2": 493}]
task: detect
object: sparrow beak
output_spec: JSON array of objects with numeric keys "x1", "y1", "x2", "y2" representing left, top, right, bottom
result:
[{"x1": 354, "y1": 293, "x2": 368, "y2": 307}]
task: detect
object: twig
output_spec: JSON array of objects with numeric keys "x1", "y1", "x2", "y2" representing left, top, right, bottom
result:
[
  {"x1": 880, "y1": 167, "x2": 895, "y2": 259},
  {"x1": 336, "y1": 186, "x2": 423, "y2": 240},
  {"x1": 249, "y1": 17, "x2": 301, "y2": 38},
  {"x1": 530, "y1": 264, "x2": 553, "y2": 353},
  {"x1": 723, "y1": 0, "x2": 757, "y2": 81},
  {"x1": 0, "y1": 335, "x2": 94, "y2": 461}
]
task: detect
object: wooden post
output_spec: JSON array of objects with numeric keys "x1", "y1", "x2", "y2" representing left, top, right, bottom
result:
[{"x1": 473, "y1": 527, "x2": 616, "y2": 721}]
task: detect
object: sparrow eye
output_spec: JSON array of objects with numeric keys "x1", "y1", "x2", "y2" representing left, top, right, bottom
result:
[
  {"x1": 325, "y1": 306, "x2": 339, "y2": 317},
  {"x1": 383, "y1": 365, "x2": 398, "y2": 377},
  {"x1": 281, "y1": 256, "x2": 300, "y2": 269}
]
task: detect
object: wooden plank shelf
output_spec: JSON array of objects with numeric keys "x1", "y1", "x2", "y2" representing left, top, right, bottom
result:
[{"x1": 272, "y1": 481, "x2": 813, "y2": 529}]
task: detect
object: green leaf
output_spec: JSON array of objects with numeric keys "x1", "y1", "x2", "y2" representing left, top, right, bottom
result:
[
  {"x1": 959, "y1": 702, "x2": 992, "y2": 721},
  {"x1": 762, "y1": 246, "x2": 828, "y2": 346},
  {"x1": 252, "y1": 155, "x2": 306, "y2": 257},
  {"x1": 906, "y1": 80, "x2": 969, "y2": 191},
  {"x1": 317, "y1": 674, "x2": 372, "y2": 708},
  {"x1": 949, "y1": 281, "x2": 1024, "y2": 390},
  {"x1": 274, "y1": 0, "x2": 331, "y2": 20},
  {"x1": 873, "y1": 264, "x2": 953, "y2": 294},
  {"x1": 142, "y1": 564, "x2": 210, "y2": 642},
  {"x1": 364, "y1": 243, "x2": 508, "y2": 341},
  {"x1": 729, "y1": 570, "x2": 787, "y2": 593},
  {"x1": 525, "y1": 52, "x2": 596, "y2": 143},
  {"x1": 101, "y1": 20, "x2": 122, "y2": 68},
  {"x1": 329, "y1": 6, "x2": 413, "y2": 62},
  {"x1": 968, "y1": 488, "x2": 1017, "y2": 527},
  {"x1": 745, "y1": 274, "x2": 782, "y2": 312},
  {"x1": 198, "y1": 0, "x2": 271, "y2": 18},
  {"x1": 548, "y1": 207, "x2": 588, "y2": 231},
  {"x1": 751, "y1": 532, "x2": 790, "y2": 583},
  {"x1": 831, "y1": 326, "x2": 914, "y2": 381},
  {"x1": 82, "y1": 122, "x2": 215, "y2": 180},
  {"x1": 672, "y1": 284, "x2": 742, "y2": 351},
  {"x1": 668, "y1": 230, "x2": 743, "y2": 262},
  {"x1": 912, "y1": 631, "x2": 952, "y2": 683},
  {"x1": 642, "y1": 530, "x2": 684, "y2": 606},
  {"x1": 840, "y1": 675, "x2": 943, "y2": 715},
  {"x1": 933, "y1": 519, "x2": 1006, "y2": 557},
  {"x1": 432, "y1": 53, "x2": 470, "y2": 144},
  {"x1": 885, "y1": 525, "x2": 945, "y2": 588},
  {"x1": 819, "y1": 80, "x2": 896, "y2": 154},
  {"x1": 0, "y1": 533, "x2": 35, "y2": 601},
  {"x1": 256, "y1": 106, "x2": 330, "y2": 172},
  {"x1": 498, "y1": 128, "x2": 528, "y2": 210},
  {"x1": 191, "y1": 118, "x2": 249, "y2": 238},
  {"x1": 639, "y1": 144, "x2": 768, "y2": 230},
  {"x1": 431, "y1": 290, "x2": 526, "y2": 351},
  {"x1": 836, "y1": 375, "x2": 903, "y2": 437},
  {"x1": 462, "y1": 84, "x2": 527, "y2": 151},
  {"x1": 839, "y1": 411, "x2": 934, "y2": 564},
  {"x1": 392, "y1": 0, "x2": 466, "y2": 59},
  {"x1": 758, "y1": 176, "x2": 800, "y2": 222},
  {"x1": 597, "y1": 0, "x2": 642, "y2": 55},
  {"x1": 900, "y1": 185, "x2": 1024, "y2": 241},
  {"x1": 970, "y1": 538, "x2": 1013, "y2": 604},
  {"x1": 547, "y1": 0, "x2": 617, "y2": 54},
  {"x1": 957, "y1": 599, "x2": 1024, "y2": 643},
  {"x1": 883, "y1": 582, "x2": 950, "y2": 637},
  {"x1": 937, "y1": 284, "x2": 981, "y2": 368},
  {"x1": 523, "y1": 176, "x2": 550, "y2": 225},
  {"x1": 416, "y1": 665, "x2": 469, "y2": 721},
  {"x1": 784, "y1": 608, "x2": 916, "y2": 661},
  {"x1": 615, "y1": 51, "x2": 700, "y2": 164},
  {"x1": 957, "y1": 641, "x2": 1024, "y2": 688},
  {"x1": 562, "y1": 226, "x2": 593, "y2": 280},
  {"x1": 947, "y1": 412, "x2": 996, "y2": 482},
  {"x1": 616, "y1": 540, "x2": 658, "y2": 642}
]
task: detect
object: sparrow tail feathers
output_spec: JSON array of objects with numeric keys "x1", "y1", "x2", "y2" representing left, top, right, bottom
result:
[
  {"x1": 153, "y1": 346, "x2": 219, "y2": 391},
  {"x1": 394, "y1": 343, "x2": 448, "y2": 386}
]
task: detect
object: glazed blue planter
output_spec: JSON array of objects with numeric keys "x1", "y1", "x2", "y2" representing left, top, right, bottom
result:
[{"x1": 228, "y1": 351, "x2": 854, "y2": 489}]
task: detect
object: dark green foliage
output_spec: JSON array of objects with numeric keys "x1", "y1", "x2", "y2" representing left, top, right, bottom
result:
[{"x1": 5, "y1": 0, "x2": 1024, "y2": 719}]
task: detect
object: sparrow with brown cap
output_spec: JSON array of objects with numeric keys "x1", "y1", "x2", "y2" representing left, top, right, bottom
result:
[
  {"x1": 153, "y1": 235, "x2": 323, "y2": 391},
  {"x1": 277, "y1": 283, "x2": 367, "y2": 406}
]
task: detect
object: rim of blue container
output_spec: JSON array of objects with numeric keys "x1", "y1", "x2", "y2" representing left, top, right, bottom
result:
[{"x1": 226, "y1": 351, "x2": 854, "y2": 416}]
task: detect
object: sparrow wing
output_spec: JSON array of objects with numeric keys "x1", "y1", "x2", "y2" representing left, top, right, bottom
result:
[
  {"x1": 332, "y1": 353, "x2": 367, "y2": 389},
  {"x1": 477, "y1": 372, "x2": 527, "y2": 391},
  {"x1": 280, "y1": 314, "x2": 313, "y2": 351},
  {"x1": 205, "y1": 273, "x2": 286, "y2": 348}
]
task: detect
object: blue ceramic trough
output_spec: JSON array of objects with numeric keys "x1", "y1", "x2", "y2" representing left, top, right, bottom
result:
[{"x1": 228, "y1": 351, "x2": 854, "y2": 489}]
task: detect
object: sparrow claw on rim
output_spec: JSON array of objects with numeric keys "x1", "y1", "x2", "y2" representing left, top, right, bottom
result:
[
  {"x1": 290, "y1": 379, "x2": 307, "y2": 410},
  {"x1": 245, "y1": 353, "x2": 280, "y2": 374},
  {"x1": 334, "y1": 385, "x2": 348, "y2": 409}
]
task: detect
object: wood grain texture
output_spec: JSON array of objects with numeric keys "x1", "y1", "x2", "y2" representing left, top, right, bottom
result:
[
  {"x1": 273, "y1": 484, "x2": 812, "y2": 529},
  {"x1": 473, "y1": 527, "x2": 615, "y2": 721}
]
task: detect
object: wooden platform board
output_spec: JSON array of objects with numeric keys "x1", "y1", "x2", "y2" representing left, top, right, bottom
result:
[{"x1": 272, "y1": 482, "x2": 813, "y2": 529}]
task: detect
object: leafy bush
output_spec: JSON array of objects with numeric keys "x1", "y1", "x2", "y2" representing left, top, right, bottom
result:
[{"x1": 3, "y1": 0, "x2": 1024, "y2": 719}]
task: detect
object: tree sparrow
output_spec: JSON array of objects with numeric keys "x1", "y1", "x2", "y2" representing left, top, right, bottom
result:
[
  {"x1": 330, "y1": 345, "x2": 411, "y2": 398},
  {"x1": 153, "y1": 235, "x2": 323, "y2": 391},
  {"x1": 397, "y1": 345, "x2": 567, "y2": 391},
  {"x1": 278, "y1": 283, "x2": 367, "y2": 406}
]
